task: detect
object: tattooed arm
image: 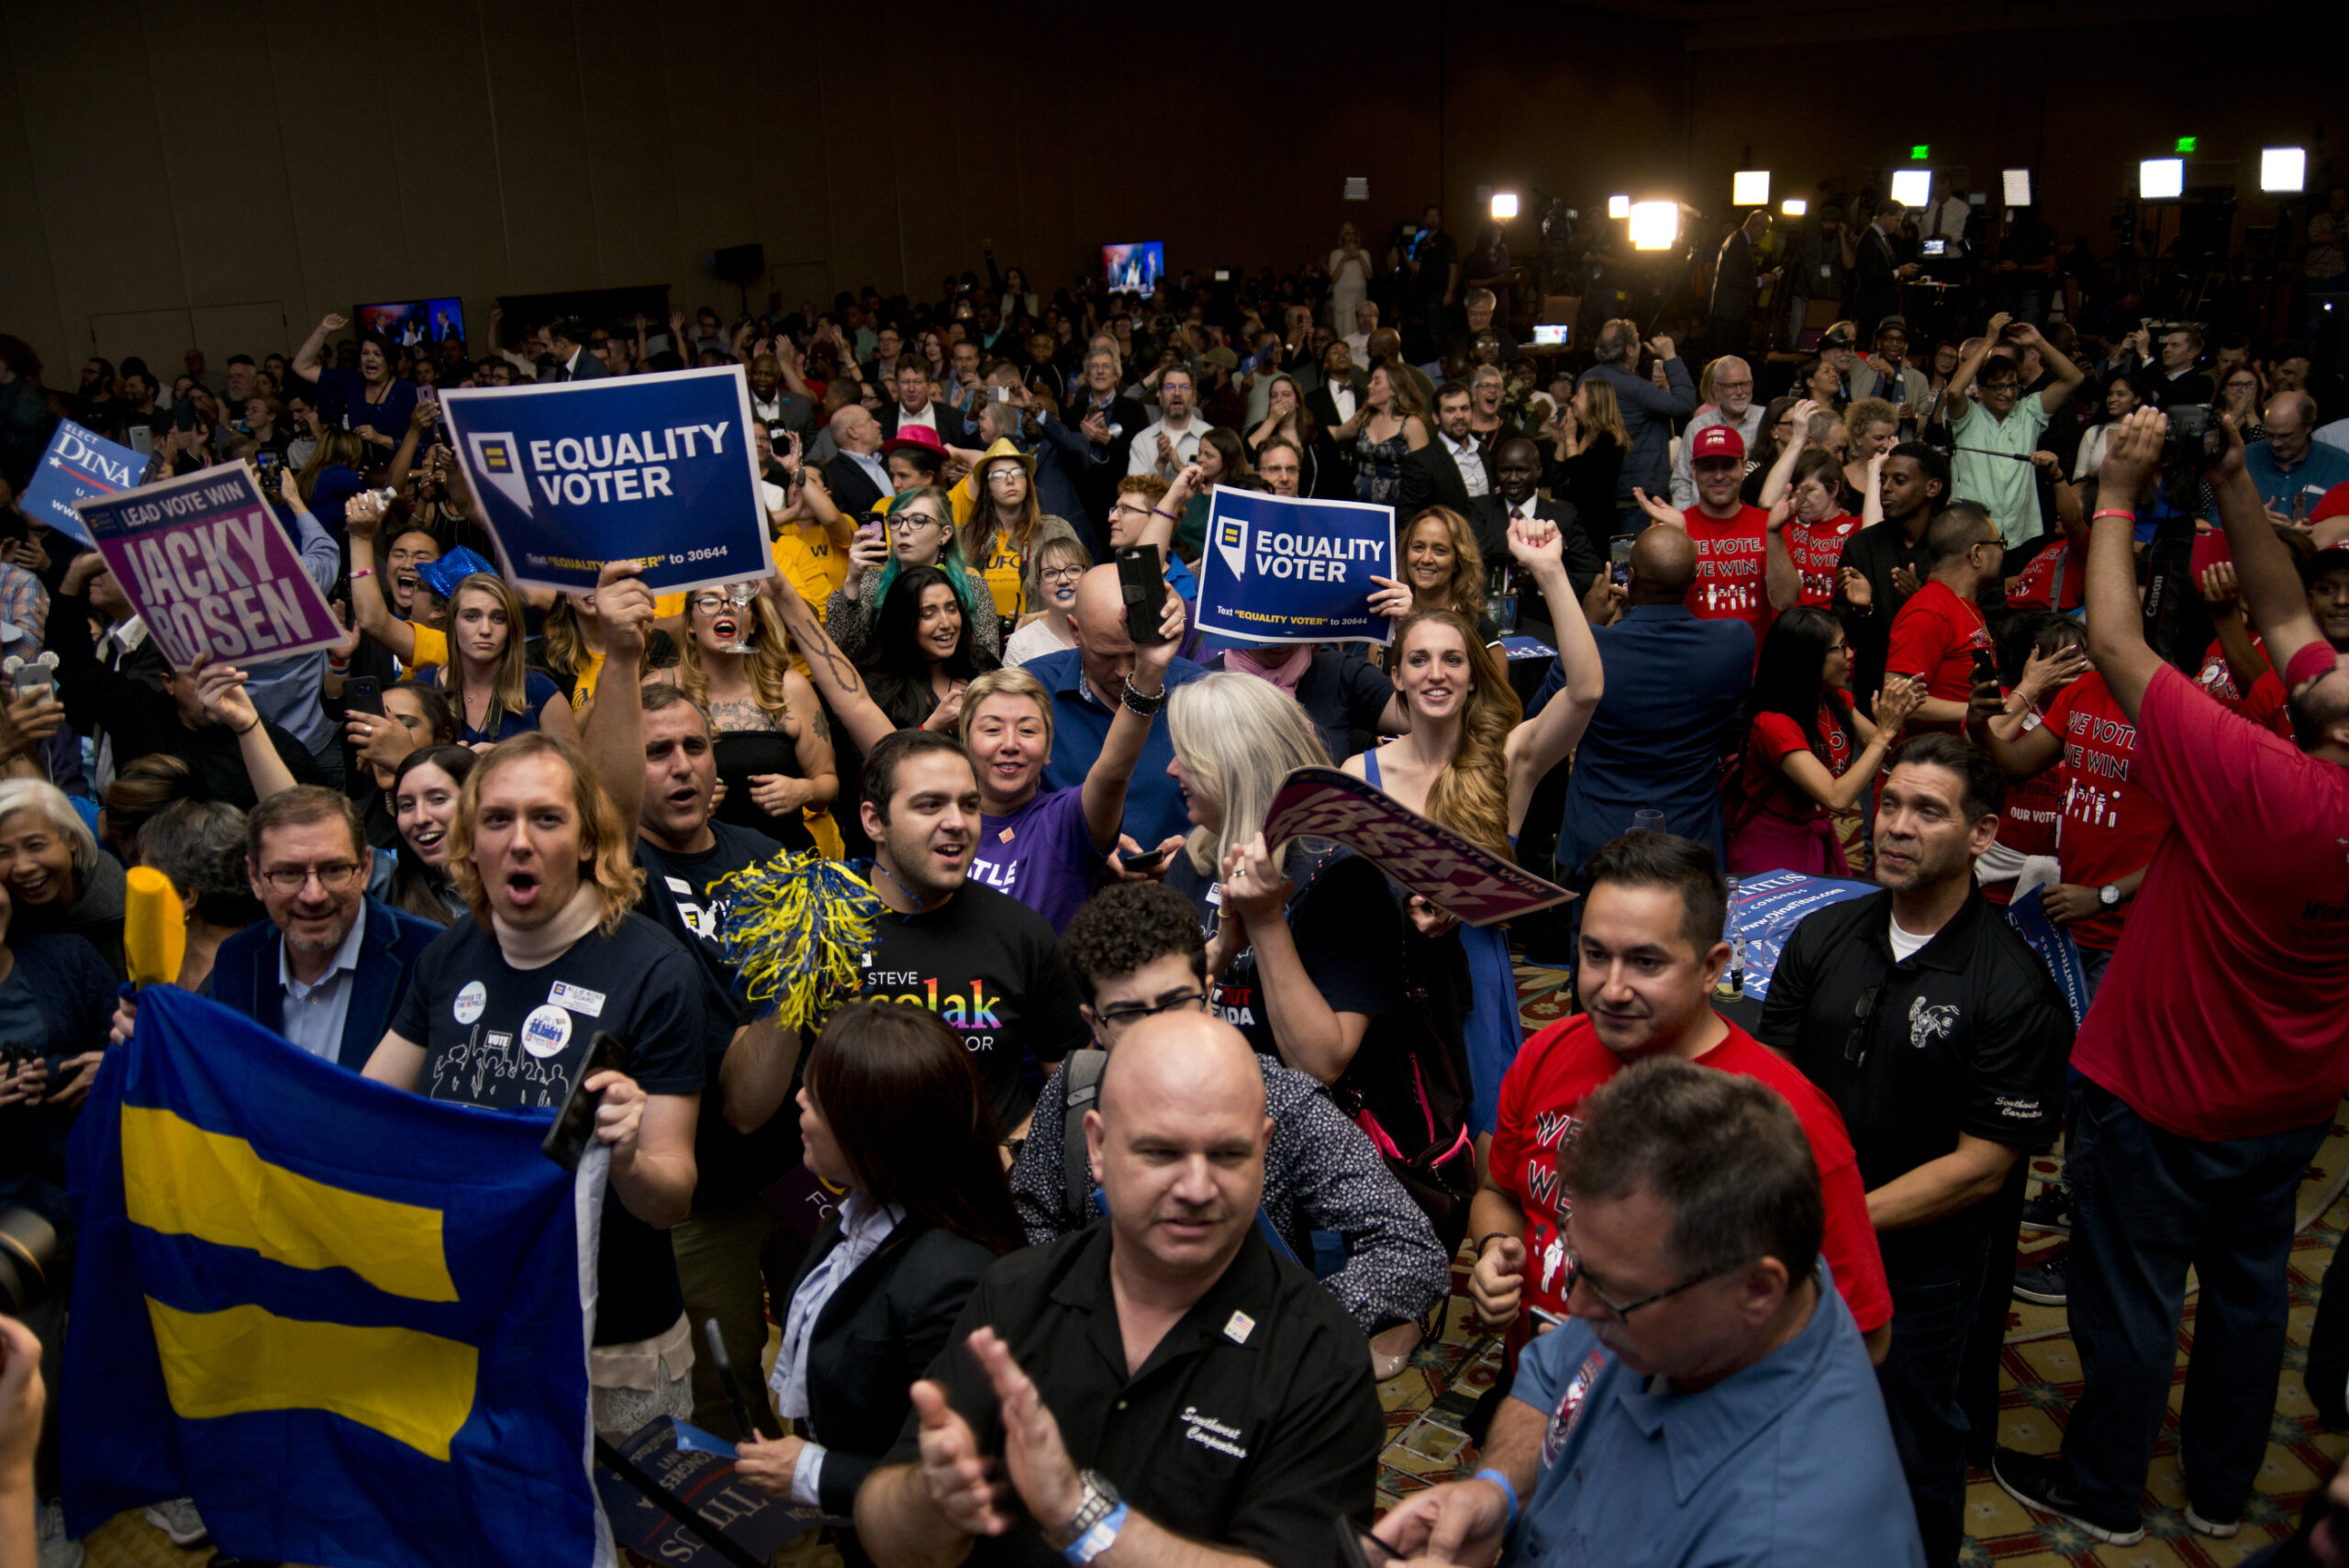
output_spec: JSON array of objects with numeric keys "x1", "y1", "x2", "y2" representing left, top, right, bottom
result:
[{"x1": 763, "y1": 573, "x2": 900, "y2": 753}]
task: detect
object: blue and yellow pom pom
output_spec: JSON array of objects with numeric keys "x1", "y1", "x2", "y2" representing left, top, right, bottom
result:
[{"x1": 712, "y1": 851, "x2": 882, "y2": 1034}]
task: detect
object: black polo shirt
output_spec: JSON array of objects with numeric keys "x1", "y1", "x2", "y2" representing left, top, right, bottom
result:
[
  {"x1": 885, "y1": 1223, "x2": 1383, "y2": 1567},
  {"x1": 1759, "y1": 889, "x2": 2072, "y2": 1260}
]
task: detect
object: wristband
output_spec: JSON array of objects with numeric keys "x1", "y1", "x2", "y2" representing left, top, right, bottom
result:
[
  {"x1": 349, "y1": 567, "x2": 374, "y2": 579},
  {"x1": 1150, "y1": 506, "x2": 1177, "y2": 521},
  {"x1": 1475, "y1": 1468, "x2": 1520, "y2": 1535},
  {"x1": 1474, "y1": 1231, "x2": 1513, "y2": 1260},
  {"x1": 1062, "y1": 1502, "x2": 1127, "y2": 1566},
  {"x1": 2089, "y1": 508, "x2": 2136, "y2": 523}
]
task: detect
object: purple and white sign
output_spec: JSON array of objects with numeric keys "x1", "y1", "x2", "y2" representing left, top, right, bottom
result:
[{"x1": 72, "y1": 464, "x2": 343, "y2": 668}]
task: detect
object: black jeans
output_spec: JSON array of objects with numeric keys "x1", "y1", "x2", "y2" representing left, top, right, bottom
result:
[
  {"x1": 1876, "y1": 1221, "x2": 1998, "y2": 1568},
  {"x1": 2060, "y1": 1081, "x2": 2330, "y2": 1522}
]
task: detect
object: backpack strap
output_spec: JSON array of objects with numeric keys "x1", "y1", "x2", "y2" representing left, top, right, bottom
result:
[{"x1": 1060, "y1": 1049, "x2": 1110, "y2": 1229}]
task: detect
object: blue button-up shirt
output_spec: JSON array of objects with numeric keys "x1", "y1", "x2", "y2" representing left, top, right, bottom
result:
[
  {"x1": 1027, "y1": 647, "x2": 1207, "y2": 848},
  {"x1": 276, "y1": 902, "x2": 367, "y2": 1062},
  {"x1": 2243, "y1": 437, "x2": 2349, "y2": 518},
  {"x1": 1512, "y1": 1262, "x2": 1924, "y2": 1566}
]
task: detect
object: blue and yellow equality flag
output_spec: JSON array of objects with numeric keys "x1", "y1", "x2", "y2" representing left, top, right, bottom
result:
[{"x1": 61, "y1": 985, "x2": 613, "y2": 1568}]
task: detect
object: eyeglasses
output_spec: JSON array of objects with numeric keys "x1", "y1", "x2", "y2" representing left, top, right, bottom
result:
[
  {"x1": 260, "y1": 861, "x2": 365, "y2": 893},
  {"x1": 1107, "y1": 502, "x2": 1152, "y2": 520},
  {"x1": 986, "y1": 468, "x2": 1025, "y2": 484},
  {"x1": 888, "y1": 514, "x2": 942, "y2": 535},
  {"x1": 1094, "y1": 990, "x2": 1209, "y2": 1029},
  {"x1": 1040, "y1": 564, "x2": 1085, "y2": 585},
  {"x1": 1563, "y1": 1251, "x2": 1737, "y2": 1319}
]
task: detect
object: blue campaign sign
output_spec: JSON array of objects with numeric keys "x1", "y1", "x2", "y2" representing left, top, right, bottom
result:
[
  {"x1": 438, "y1": 365, "x2": 770, "y2": 595},
  {"x1": 20, "y1": 419, "x2": 143, "y2": 549},
  {"x1": 1193, "y1": 490, "x2": 1397, "y2": 646}
]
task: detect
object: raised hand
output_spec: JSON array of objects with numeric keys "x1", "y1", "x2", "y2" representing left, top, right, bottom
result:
[
  {"x1": 965, "y1": 1328, "x2": 1084, "y2": 1537},
  {"x1": 909, "y1": 1378, "x2": 1008, "y2": 1537},
  {"x1": 1838, "y1": 566, "x2": 1873, "y2": 607},
  {"x1": 1505, "y1": 512, "x2": 1564, "y2": 577},
  {"x1": 593, "y1": 561, "x2": 656, "y2": 661},
  {"x1": 2096, "y1": 406, "x2": 2166, "y2": 506},
  {"x1": 191, "y1": 654, "x2": 262, "y2": 735},
  {"x1": 319, "y1": 312, "x2": 349, "y2": 334},
  {"x1": 2016, "y1": 641, "x2": 2089, "y2": 703},
  {"x1": 1888, "y1": 563, "x2": 1922, "y2": 598},
  {"x1": 1367, "y1": 575, "x2": 1416, "y2": 621},
  {"x1": 1631, "y1": 487, "x2": 1687, "y2": 529}
]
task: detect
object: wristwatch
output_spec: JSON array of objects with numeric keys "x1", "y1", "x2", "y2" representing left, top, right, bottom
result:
[
  {"x1": 1045, "y1": 1470, "x2": 1122, "y2": 1551},
  {"x1": 2098, "y1": 884, "x2": 2121, "y2": 908}
]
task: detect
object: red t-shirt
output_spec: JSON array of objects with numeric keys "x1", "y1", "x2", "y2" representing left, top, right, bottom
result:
[
  {"x1": 1489, "y1": 1014, "x2": 1892, "y2": 1340},
  {"x1": 1991, "y1": 705, "x2": 2065, "y2": 861},
  {"x1": 2073, "y1": 664, "x2": 2349, "y2": 1140},
  {"x1": 2009, "y1": 539, "x2": 2086, "y2": 612},
  {"x1": 1736, "y1": 703, "x2": 1854, "y2": 823},
  {"x1": 1783, "y1": 513, "x2": 1862, "y2": 606},
  {"x1": 1885, "y1": 578, "x2": 1990, "y2": 731},
  {"x1": 2045, "y1": 672, "x2": 2174, "y2": 951},
  {"x1": 1681, "y1": 506, "x2": 1776, "y2": 654},
  {"x1": 2193, "y1": 633, "x2": 2292, "y2": 738}
]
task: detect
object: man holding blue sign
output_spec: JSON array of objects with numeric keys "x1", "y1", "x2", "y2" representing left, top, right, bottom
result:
[
  {"x1": 439, "y1": 365, "x2": 773, "y2": 596},
  {"x1": 1193, "y1": 490, "x2": 1397, "y2": 648}
]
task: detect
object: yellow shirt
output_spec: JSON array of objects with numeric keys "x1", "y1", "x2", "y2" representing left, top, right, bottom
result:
[
  {"x1": 406, "y1": 621, "x2": 448, "y2": 673},
  {"x1": 568, "y1": 646, "x2": 607, "y2": 711},
  {"x1": 774, "y1": 523, "x2": 848, "y2": 607},
  {"x1": 972, "y1": 537, "x2": 1027, "y2": 623}
]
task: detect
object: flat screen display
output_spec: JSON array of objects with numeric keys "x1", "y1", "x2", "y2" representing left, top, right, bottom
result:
[
  {"x1": 1102, "y1": 243, "x2": 1163, "y2": 293},
  {"x1": 356, "y1": 298, "x2": 466, "y2": 346}
]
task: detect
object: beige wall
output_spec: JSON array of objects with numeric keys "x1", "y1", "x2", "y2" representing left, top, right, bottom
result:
[{"x1": 0, "y1": 0, "x2": 2328, "y2": 383}]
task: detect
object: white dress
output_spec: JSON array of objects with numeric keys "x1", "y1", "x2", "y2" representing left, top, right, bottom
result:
[{"x1": 1328, "y1": 248, "x2": 1373, "y2": 330}]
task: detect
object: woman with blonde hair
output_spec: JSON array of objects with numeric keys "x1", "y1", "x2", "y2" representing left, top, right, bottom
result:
[
  {"x1": 1343, "y1": 516, "x2": 1603, "y2": 1140},
  {"x1": 1546, "y1": 373, "x2": 1629, "y2": 557},
  {"x1": 1002, "y1": 520, "x2": 1090, "y2": 667},
  {"x1": 1370, "y1": 506, "x2": 1496, "y2": 655},
  {"x1": 431, "y1": 574, "x2": 575, "y2": 746},
  {"x1": 675, "y1": 584, "x2": 837, "y2": 853}
]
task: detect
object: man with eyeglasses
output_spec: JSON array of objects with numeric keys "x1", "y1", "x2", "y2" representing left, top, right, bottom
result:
[
  {"x1": 206, "y1": 786, "x2": 443, "y2": 1070},
  {"x1": 1760, "y1": 735, "x2": 2072, "y2": 1567},
  {"x1": 1668, "y1": 356, "x2": 1764, "y2": 510},
  {"x1": 1008, "y1": 882, "x2": 1448, "y2": 1345},
  {"x1": 1380, "y1": 1058, "x2": 1924, "y2": 1566},
  {"x1": 1464, "y1": 832, "x2": 1891, "y2": 1373}
]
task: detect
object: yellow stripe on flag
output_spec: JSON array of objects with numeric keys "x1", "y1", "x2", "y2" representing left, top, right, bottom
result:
[
  {"x1": 145, "y1": 1299, "x2": 477, "y2": 1460},
  {"x1": 121, "y1": 1104, "x2": 458, "y2": 1303}
]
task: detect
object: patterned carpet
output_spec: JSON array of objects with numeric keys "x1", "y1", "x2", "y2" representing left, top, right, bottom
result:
[{"x1": 78, "y1": 957, "x2": 2349, "y2": 1567}]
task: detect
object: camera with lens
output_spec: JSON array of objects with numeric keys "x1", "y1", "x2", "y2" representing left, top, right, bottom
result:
[{"x1": 0, "y1": 1207, "x2": 55, "y2": 1317}]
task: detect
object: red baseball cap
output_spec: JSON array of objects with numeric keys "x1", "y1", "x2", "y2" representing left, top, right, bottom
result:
[{"x1": 1690, "y1": 423, "x2": 1746, "y2": 464}]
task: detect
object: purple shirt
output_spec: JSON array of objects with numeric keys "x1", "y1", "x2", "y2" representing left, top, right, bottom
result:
[{"x1": 969, "y1": 787, "x2": 1103, "y2": 935}]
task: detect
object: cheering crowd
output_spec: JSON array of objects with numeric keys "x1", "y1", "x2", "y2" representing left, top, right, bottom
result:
[{"x1": 1, "y1": 169, "x2": 2348, "y2": 1568}]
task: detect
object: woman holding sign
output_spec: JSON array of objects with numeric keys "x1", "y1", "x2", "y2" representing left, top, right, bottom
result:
[
  {"x1": 1342, "y1": 514, "x2": 1605, "y2": 1141},
  {"x1": 1368, "y1": 506, "x2": 1500, "y2": 660}
]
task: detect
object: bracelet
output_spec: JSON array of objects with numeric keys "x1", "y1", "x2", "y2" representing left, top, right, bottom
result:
[
  {"x1": 1475, "y1": 1468, "x2": 1520, "y2": 1535},
  {"x1": 1119, "y1": 676, "x2": 1167, "y2": 717},
  {"x1": 232, "y1": 719, "x2": 259, "y2": 738},
  {"x1": 2089, "y1": 508, "x2": 2136, "y2": 523},
  {"x1": 1062, "y1": 1502, "x2": 1128, "y2": 1566},
  {"x1": 349, "y1": 567, "x2": 374, "y2": 580},
  {"x1": 1150, "y1": 506, "x2": 1177, "y2": 521},
  {"x1": 1474, "y1": 1231, "x2": 1513, "y2": 1260}
]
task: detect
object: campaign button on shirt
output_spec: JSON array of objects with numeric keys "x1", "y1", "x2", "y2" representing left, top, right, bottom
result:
[
  {"x1": 521, "y1": 1005, "x2": 573, "y2": 1058},
  {"x1": 453, "y1": 980, "x2": 486, "y2": 1025}
]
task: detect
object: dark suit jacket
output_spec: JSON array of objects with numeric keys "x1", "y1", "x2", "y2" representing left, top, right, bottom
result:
[
  {"x1": 1854, "y1": 227, "x2": 1905, "y2": 340},
  {"x1": 1533, "y1": 604, "x2": 1753, "y2": 870},
  {"x1": 881, "y1": 400, "x2": 971, "y2": 450},
  {"x1": 1397, "y1": 439, "x2": 1494, "y2": 524},
  {"x1": 1711, "y1": 228, "x2": 1761, "y2": 318},
  {"x1": 1305, "y1": 373, "x2": 1370, "y2": 436},
  {"x1": 538, "y1": 347, "x2": 609, "y2": 383},
  {"x1": 1068, "y1": 393, "x2": 1148, "y2": 525},
  {"x1": 1476, "y1": 496, "x2": 1603, "y2": 607},
  {"x1": 823, "y1": 451, "x2": 889, "y2": 517},
  {"x1": 785, "y1": 1217, "x2": 998, "y2": 1518},
  {"x1": 207, "y1": 896, "x2": 446, "y2": 1069}
]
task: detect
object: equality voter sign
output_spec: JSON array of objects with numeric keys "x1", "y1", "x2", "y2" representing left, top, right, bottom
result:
[
  {"x1": 1194, "y1": 489, "x2": 1397, "y2": 647},
  {"x1": 438, "y1": 364, "x2": 772, "y2": 595},
  {"x1": 20, "y1": 419, "x2": 143, "y2": 549},
  {"x1": 72, "y1": 464, "x2": 342, "y2": 669}
]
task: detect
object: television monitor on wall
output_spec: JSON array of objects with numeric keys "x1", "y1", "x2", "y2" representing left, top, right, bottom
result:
[
  {"x1": 1101, "y1": 243, "x2": 1163, "y2": 293},
  {"x1": 356, "y1": 298, "x2": 466, "y2": 347}
]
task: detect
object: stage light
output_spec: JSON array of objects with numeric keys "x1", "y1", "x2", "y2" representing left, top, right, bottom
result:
[
  {"x1": 1781, "y1": 198, "x2": 1809, "y2": 217},
  {"x1": 1909, "y1": 145, "x2": 1930, "y2": 161},
  {"x1": 1889, "y1": 169, "x2": 1931, "y2": 208},
  {"x1": 1630, "y1": 201, "x2": 1679, "y2": 251},
  {"x1": 1732, "y1": 171, "x2": 1770, "y2": 206},
  {"x1": 2002, "y1": 169, "x2": 2033, "y2": 206},
  {"x1": 1490, "y1": 192, "x2": 1519, "y2": 220},
  {"x1": 1608, "y1": 194, "x2": 1631, "y2": 219},
  {"x1": 2262, "y1": 147, "x2": 2307, "y2": 194},
  {"x1": 2140, "y1": 158, "x2": 2185, "y2": 200}
]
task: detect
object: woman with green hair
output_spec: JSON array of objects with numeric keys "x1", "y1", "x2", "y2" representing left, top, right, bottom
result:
[{"x1": 820, "y1": 484, "x2": 1002, "y2": 663}]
